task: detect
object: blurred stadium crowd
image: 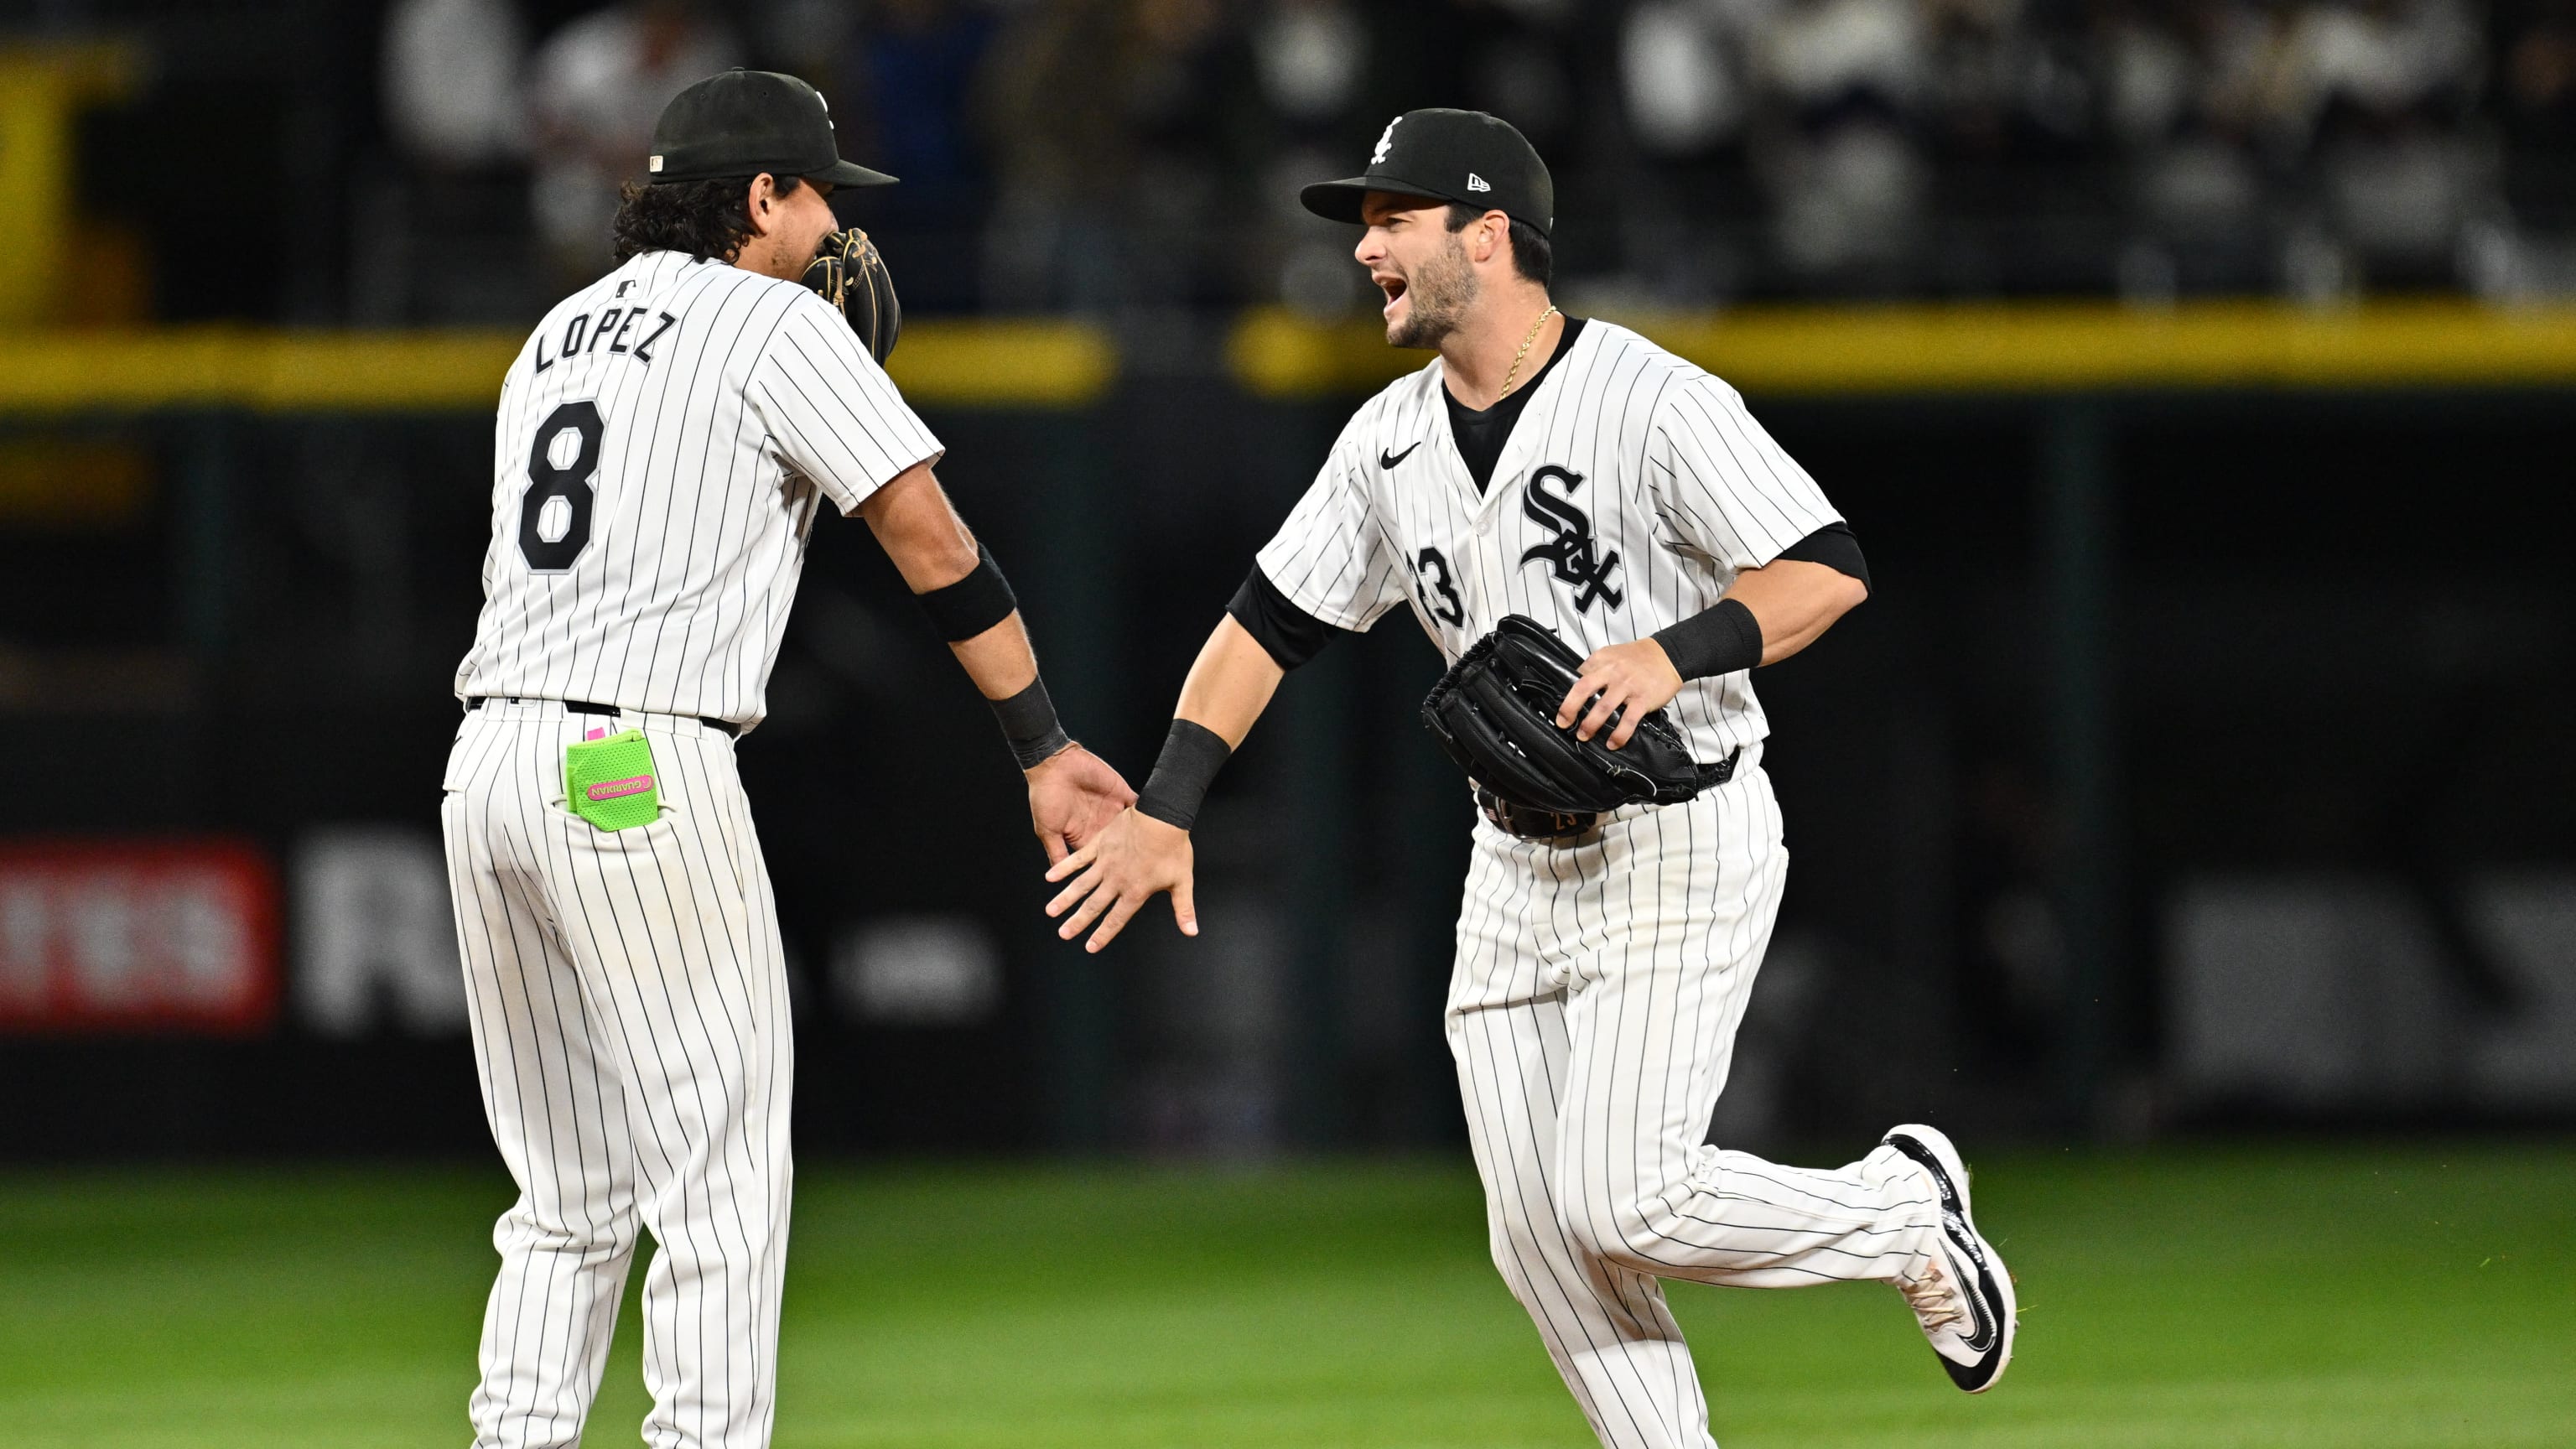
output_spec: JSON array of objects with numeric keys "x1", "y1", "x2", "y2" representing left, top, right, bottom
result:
[{"x1": 362, "y1": 0, "x2": 2576, "y2": 318}]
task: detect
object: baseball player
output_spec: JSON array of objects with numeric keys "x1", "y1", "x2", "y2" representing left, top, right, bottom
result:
[
  {"x1": 1046, "y1": 110, "x2": 2015, "y2": 1446},
  {"x1": 442, "y1": 70, "x2": 1131, "y2": 1448}
]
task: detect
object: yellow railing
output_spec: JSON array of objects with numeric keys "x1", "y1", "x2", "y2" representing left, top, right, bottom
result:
[
  {"x1": 5, "y1": 303, "x2": 2576, "y2": 413},
  {"x1": 0, "y1": 319, "x2": 1119, "y2": 413},
  {"x1": 1232, "y1": 301, "x2": 2576, "y2": 397}
]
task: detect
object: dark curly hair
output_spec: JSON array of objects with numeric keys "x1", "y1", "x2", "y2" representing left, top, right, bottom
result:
[{"x1": 610, "y1": 174, "x2": 805, "y2": 263}]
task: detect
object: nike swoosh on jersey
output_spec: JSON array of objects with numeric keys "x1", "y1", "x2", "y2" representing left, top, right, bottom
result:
[{"x1": 1379, "y1": 441, "x2": 1423, "y2": 470}]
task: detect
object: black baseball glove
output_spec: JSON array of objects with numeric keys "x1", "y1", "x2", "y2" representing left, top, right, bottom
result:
[
  {"x1": 1422, "y1": 615, "x2": 1729, "y2": 815},
  {"x1": 802, "y1": 228, "x2": 901, "y2": 364}
]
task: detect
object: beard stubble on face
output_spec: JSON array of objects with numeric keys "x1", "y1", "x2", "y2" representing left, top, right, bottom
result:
[{"x1": 1386, "y1": 231, "x2": 1479, "y2": 349}]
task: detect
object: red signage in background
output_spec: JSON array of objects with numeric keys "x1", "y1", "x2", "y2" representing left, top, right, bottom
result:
[{"x1": 0, "y1": 839, "x2": 281, "y2": 1034}]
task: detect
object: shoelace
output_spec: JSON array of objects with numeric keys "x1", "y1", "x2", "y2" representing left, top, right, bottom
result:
[{"x1": 1899, "y1": 1254, "x2": 1970, "y2": 1334}]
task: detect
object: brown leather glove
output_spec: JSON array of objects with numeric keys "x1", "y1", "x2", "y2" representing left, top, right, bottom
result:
[{"x1": 801, "y1": 228, "x2": 901, "y2": 364}]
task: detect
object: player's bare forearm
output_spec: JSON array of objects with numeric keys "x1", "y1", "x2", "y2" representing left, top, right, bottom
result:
[
  {"x1": 1038, "y1": 614, "x2": 1280, "y2": 952},
  {"x1": 1175, "y1": 614, "x2": 1287, "y2": 746},
  {"x1": 858, "y1": 460, "x2": 979, "y2": 588},
  {"x1": 1561, "y1": 558, "x2": 1867, "y2": 747},
  {"x1": 1725, "y1": 557, "x2": 1867, "y2": 665},
  {"x1": 948, "y1": 614, "x2": 1039, "y2": 700}
]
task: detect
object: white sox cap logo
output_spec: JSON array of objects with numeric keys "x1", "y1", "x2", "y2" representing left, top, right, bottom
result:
[{"x1": 1370, "y1": 116, "x2": 1401, "y2": 166}]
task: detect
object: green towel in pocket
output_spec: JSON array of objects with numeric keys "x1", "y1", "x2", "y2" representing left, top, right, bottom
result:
[{"x1": 565, "y1": 730, "x2": 661, "y2": 831}]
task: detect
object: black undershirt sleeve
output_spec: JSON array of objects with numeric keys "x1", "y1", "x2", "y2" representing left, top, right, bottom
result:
[
  {"x1": 1773, "y1": 521, "x2": 1872, "y2": 591},
  {"x1": 1226, "y1": 566, "x2": 1352, "y2": 672}
]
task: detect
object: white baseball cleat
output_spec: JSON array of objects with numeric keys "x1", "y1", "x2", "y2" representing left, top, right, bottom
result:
[{"x1": 1883, "y1": 1123, "x2": 2017, "y2": 1393}]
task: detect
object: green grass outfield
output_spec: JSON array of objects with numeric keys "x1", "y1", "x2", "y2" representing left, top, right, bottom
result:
[{"x1": 0, "y1": 1143, "x2": 2567, "y2": 1447}]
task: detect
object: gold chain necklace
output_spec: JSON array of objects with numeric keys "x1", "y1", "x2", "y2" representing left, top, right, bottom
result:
[{"x1": 1497, "y1": 304, "x2": 1560, "y2": 399}]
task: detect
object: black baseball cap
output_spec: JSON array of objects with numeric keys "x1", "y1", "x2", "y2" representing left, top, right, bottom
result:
[
  {"x1": 646, "y1": 69, "x2": 896, "y2": 188},
  {"x1": 1300, "y1": 108, "x2": 1553, "y2": 235}
]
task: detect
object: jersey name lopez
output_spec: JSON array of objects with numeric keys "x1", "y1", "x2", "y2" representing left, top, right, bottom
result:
[
  {"x1": 455, "y1": 250, "x2": 942, "y2": 727},
  {"x1": 1254, "y1": 320, "x2": 1841, "y2": 761}
]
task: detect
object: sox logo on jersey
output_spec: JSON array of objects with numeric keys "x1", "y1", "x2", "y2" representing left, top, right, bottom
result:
[
  {"x1": 444, "y1": 248, "x2": 941, "y2": 1449},
  {"x1": 1254, "y1": 318, "x2": 1954, "y2": 1449},
  {"x1": 1517, "y1": 465, "x2": 1623, "y2": 613}
]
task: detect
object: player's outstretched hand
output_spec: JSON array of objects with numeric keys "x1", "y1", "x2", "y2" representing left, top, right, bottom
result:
[
  {"x1": 1557, "y1": 638, "x2": 1686, "y2": 750},
  {"x1": 1042, "y1": 808, "x2": 1196, "y2": 954},
  {"x1": 1026, "y1": 745, "x2": 1136, "y2": 865}
]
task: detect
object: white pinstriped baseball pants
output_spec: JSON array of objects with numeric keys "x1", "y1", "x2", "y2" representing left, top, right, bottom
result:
[
  {"x1": 1447, "y1": 757, "x2": 1942, "y2": 1449},
  {"x1": 441, "y1": 701, "x2": 791, "y2": 1449}
]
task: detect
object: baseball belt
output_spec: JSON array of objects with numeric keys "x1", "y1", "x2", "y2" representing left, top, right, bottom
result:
[{"x1": 466, "y1": 696, "x2": 740, "y2": 739}]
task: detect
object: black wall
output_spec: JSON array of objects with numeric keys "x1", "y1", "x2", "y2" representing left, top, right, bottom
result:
[{"x1": 1, "y1": 386, "x2": 2568, "y2": 1158}]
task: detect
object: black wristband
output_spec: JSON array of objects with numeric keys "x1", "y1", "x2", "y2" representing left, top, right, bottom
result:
[
  {"x1": 1135, "y1": 719, "x2": 1232, "y2": 831},
  {"x1": 1652, "y1": 597, "x2": 1764, "y2": 681},
  {"x1": 917, "y1": 543, "x2": 1018, "y2": 641},
  {"x1": 990, "y1": 677, "x2": 1073, "y2": 770}
]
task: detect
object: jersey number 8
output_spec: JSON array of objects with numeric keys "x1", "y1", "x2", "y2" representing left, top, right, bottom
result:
[{"x1": 519, "y1": 401, "x2": 605, "y2": 572}]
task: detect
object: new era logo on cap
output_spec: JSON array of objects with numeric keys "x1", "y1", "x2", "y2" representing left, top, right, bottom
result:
[
  {"x1": 1467, "y1": 173, "x2": 1490, "y2": 191},
  {"x1": 649, "y1": 155, "x2": 664, "y2": 172}
]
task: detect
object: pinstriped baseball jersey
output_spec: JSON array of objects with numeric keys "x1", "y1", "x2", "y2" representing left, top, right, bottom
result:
[
  {"x1": 1254, "y1": 319, "x2": 1841, "y2": 760},
  {"x1": 1264, "y1": 315, "x2": 1946, "y2": 1449},
  {"x1": 455, "y1": 249, "x2": 943, "y2": 727}
]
